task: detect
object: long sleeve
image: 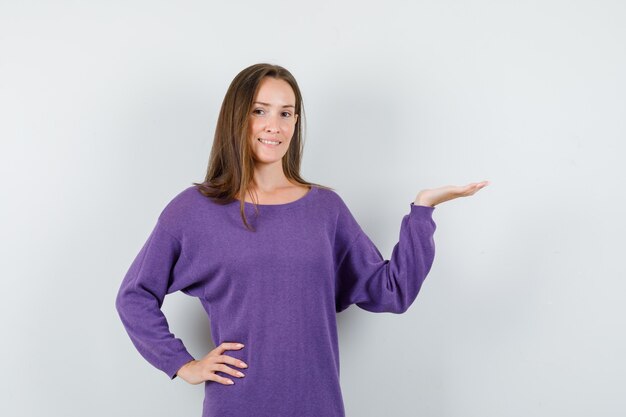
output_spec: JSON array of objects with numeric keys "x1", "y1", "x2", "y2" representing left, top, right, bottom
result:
[
  {"x1": 115, "y1": 218, "x2": 198, "y2": 380},
  {"x1": 335, "y1": 202, "x2": 436, "y2": 314}
]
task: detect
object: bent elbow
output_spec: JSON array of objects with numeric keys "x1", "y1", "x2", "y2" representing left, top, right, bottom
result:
[{"x1": 115, "y1": 285, "x2": 133, "y2": 317}]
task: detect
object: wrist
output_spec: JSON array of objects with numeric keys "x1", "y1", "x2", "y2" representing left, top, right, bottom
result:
[
  {"x1": 413, "y1": 199, "x2": 433, "y2": 207},
  {"x1": 176, "y1": 359, "x2": 195, "y2": 378}
]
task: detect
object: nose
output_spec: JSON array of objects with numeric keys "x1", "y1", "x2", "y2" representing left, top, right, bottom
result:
[{"x1": 265, "y1": 113, "x2": 281, "y2": 134}]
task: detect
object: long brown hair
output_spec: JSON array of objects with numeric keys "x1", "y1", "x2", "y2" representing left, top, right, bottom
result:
[{"x1": 192, "y1": 63, "x2": 333, "y2": 231}]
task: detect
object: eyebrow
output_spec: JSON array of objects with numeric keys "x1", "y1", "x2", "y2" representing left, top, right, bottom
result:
[{"x1": 253, "y1": 101, "x2": 295, "y2": 109}]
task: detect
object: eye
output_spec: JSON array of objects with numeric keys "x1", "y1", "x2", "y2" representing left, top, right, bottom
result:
[
  {"x1": 282, "y1": 111, "x2": 292, "y2": 118},
  {"x1": 252, "y1": 108, "x2": 265, "y2": 115}
]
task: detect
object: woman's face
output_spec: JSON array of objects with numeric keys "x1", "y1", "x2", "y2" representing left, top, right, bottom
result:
[{"x1": 248, "y1": 77, "x2": 298, "y2": 164}]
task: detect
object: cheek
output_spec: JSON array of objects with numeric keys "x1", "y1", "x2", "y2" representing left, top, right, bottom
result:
[
  {"x1": 284, "y1": 122, "x2": 296, "y2": 136},
  {"x1": 248, "y1": 121, "x2": 263, "y2": 142},
  {"x1": 249, "y1": 119, "x2": 260, "y2": 134}
]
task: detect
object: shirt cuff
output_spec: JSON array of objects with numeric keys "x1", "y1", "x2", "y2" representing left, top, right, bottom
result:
[
  {"x1": 410, "y1": 201, "x2": 435, "y2": 211},
  {"x1": 165, "y1": 350, "x2": 196, "y2": 380}
]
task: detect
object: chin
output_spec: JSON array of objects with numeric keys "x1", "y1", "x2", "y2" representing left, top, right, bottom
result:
[{"x1": 252, "y1": 154, "x2": 285, "y2": 164}]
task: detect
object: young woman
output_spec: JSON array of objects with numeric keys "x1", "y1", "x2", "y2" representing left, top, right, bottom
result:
[{"x1": 115, "y1": 63, "x2": 489, "y2": 417}]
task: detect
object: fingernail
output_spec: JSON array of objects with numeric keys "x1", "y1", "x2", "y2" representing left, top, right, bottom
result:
[{"x1": 236, "y1": 344, "x2": 244, "y2": 348}]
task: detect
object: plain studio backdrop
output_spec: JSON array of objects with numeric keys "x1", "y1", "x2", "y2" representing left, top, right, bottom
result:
[{"x1": 1, "y1": 1, "x2": 624, "y2": 416}]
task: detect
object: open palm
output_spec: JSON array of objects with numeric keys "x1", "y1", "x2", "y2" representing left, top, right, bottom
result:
[{"x1": 415, "y1": 181, "x2": 490, "y2": 207}]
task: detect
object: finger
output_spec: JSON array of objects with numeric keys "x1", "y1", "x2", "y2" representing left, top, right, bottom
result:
[
  {"x1": 224, "y1": 341, "x2": 245, "y2": 350},
  {"x1": 474, "y1": 181, "x2": 489, "y2": 190},
  {"x1": 207, "y1": 371, "x2": 236, "y2": 386},
  {"x1": 211, "y1": 342, "x2": 245, "y2": 356},
  {"x1": 206, "y1": 362, "x2": 243, "y2": 385},
  {"x1": 459, "y1": 184, "x2": 477, "y2": 194},
  {"x1": 217, "y1": 354, "x2": 249, "y2": 369},
  {"x1": 466, "y1": 182, "x2": 488, "y2": 196},
  {"x1": 215, "y1": 363, "x2": 246, "y2": 379},
  {"x1": 458, "y1": 184, "x2": 479, "y2": 196},
  {"x1": 467, "y1": 181, "x2": 488, "y2": 191}
]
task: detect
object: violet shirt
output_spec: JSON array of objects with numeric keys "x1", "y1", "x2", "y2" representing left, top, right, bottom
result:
[{"x1": 115, "y1": 184, "x2": 436, "y2": 417}]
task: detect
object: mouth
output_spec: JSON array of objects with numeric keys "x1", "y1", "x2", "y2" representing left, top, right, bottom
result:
[{"x1": 257, "y1": 138, "x2": 282, "y2": 146}]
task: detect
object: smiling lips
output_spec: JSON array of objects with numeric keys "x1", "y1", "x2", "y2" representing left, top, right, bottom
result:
[{"x1": 258, "y1": 138, "x2": 281, "y2": 146}]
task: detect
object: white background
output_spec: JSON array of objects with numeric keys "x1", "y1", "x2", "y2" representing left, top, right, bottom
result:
[{"x1": 1, "y1": 1, "x2": 624, "y2": 416}]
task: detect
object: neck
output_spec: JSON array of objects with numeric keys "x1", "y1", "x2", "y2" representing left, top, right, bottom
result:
[{"x1": 250, "y1": 161, "x2": 292, "y2": 192}]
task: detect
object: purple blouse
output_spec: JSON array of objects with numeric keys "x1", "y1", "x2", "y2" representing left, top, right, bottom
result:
[{"x1": 115, "y1": 184, "x2": 436, "y2": 416}]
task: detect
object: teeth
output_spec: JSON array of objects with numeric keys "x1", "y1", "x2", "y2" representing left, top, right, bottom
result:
[{"x1": 259, "y1": 138, "x2": 280, "y2": 145}]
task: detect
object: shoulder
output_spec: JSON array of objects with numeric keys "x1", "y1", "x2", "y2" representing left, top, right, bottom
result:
[
  {"x1": 314, "y1": 186, "x2": 350, "y2": 213},
  {"x1": 313, "y1": 185, "x2": 362, "y2": 235},
  {"x1": 156, "y1": 184, "x2": 210, "y2": 233}
]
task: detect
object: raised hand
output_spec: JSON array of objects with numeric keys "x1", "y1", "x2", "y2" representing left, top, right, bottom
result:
[
  {"x1": 415, "y1": 180, "x2": 490, "y2": 207},
  {"x1": 175, "y1": 342, "x2": 248, "y2": 385}
]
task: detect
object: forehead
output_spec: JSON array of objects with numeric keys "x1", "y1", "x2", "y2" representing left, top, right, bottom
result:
[{"x1": 254, "y1": 77, "x2": 296, "y2": 105}]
